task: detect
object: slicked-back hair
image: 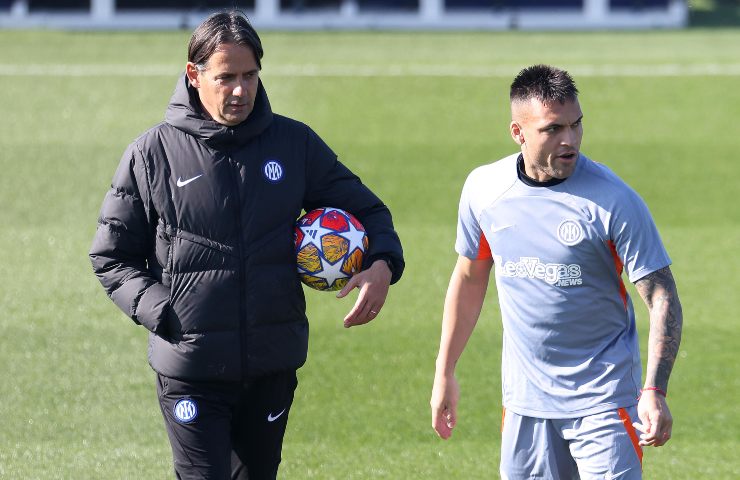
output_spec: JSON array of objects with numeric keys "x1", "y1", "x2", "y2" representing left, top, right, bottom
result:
[
  {"x1": 510, "y1": 65, "x2": 578, "y2": 105},
  {"x1": 188, "y1": 10, "x2": 263, "y2": 70}
]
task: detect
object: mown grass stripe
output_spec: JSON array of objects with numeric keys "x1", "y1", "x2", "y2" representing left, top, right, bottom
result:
[{"x1": 4, "y1": 63, "x2": 740, "y2": 77}]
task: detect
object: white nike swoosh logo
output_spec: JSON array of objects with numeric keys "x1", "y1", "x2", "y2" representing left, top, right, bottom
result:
[
  {"x1": 267, "y1": 408, "x2": 286, "y2": 422},
  {"x1": 176, "y1": 174, "x2": 203, "y2": 187},
  {"x1": 491, "y1": 224, "x2": 514, "y2": 233}
]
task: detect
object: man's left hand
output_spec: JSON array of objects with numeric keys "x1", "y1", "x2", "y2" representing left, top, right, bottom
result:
[
  {"x1": 633, "y1": 390, "x2": 673, "y2": 447},
  {"x1": 337, "y1": 259, "x2": 392, "y2": 328}
]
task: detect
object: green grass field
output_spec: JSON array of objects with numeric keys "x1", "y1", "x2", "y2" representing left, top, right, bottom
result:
[{"x1": 1, "y1": 28, "x2": 739, "y2": 478}]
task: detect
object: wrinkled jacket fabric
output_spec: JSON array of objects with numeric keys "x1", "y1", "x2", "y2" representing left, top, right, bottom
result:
[{"x1": 90, "y1": 75, "x2": 404, "y2": 382}]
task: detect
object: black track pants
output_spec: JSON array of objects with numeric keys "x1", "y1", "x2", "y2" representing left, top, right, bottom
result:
[{"x1": 156, "y1": 370, "x2": 298, "y2": 480}]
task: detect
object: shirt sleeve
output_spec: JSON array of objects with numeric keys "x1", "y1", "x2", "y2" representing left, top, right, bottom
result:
[
  {"x1": 455, "y1": 172, "x2": 491, "y2": 260},
  {"x1": 610, "y1": 187, "x2": 671, "y2": 283}
]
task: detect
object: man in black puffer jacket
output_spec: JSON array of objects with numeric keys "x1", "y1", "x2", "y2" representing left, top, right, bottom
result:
[{"x1": 89, "y1": 11, "x2": 403, "y2": 480}]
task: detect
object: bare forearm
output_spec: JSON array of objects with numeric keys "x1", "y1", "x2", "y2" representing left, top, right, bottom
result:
[
  {"x1": 635, "y1": 266, "x2": 683, "y2": 392},
  {"x1": 435, "y1": 257, "x2": 492, "y2": 376},
  {"x1": 436, "y1": 282, "x2": 486, "y2": 375}
]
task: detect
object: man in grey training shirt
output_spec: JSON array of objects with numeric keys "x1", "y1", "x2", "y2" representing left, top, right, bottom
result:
[{"x1": 430, "y1": 65, "x2": 682, "y2": 479}]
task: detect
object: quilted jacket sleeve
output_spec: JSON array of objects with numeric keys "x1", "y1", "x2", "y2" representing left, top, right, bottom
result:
[
  {"x1": 303, "y1": 127, "x2": 405, "y2": 284},
  {"x1": 89, "y1": 144, "x2": 170, "y2": 335}
]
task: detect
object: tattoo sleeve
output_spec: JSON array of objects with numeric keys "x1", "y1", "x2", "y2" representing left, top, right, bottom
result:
[{"x1": 634, "y1": 266, "x2": 683, "y2": 392}]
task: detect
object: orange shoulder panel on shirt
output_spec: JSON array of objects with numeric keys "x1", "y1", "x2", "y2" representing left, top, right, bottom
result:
[
  {"x1": 477, "y1": 232, "x2": 492, "y2": 259},
  {"x1": 607, "y1": 240, "x2": 628, "y2": 309}
]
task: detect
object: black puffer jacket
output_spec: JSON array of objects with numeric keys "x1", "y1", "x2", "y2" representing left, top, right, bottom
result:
[{"x1": 89, "y1": 75, "x2": 404, "y2": 382}]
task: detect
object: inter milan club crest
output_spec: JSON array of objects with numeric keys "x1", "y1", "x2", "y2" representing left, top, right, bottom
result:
[
  {"x1": 173, "y1": 398, "x2": 198, "y2": 424},
  {"x1": 557, "y1": 219, "x2": 584, "y2": 246},
  {"x1": 263, "y1": 159, "x2": 284, "y2": 183}
]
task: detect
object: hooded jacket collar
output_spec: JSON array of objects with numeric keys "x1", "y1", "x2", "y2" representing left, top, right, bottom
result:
[{"x1": 165, "y1": 74, "x2": 273, "y2": 151}]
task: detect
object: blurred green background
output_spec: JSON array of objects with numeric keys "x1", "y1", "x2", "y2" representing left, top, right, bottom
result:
[
  {"x1": 1, "y1": 25, "x2": 738, "y2": 478},
  {"x1": 689, "y1": 0, "x2": 740, "y2": 27}
]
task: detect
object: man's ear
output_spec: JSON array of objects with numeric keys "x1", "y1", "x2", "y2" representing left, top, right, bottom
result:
[
  {"x1": 185, "y1": 62, "x2": 201, "y2": 88},
  {"x1": 510, "y1": 122, "x2": 524, "y2": 145}
]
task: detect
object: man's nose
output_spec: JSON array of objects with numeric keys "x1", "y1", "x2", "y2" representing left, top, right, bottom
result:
[
  {"x1": 233, "y1": 80, "x2": 247, "y2": 97},
  {"x1": 562, "y1": 127, "x2": 577, "y2": 146}
]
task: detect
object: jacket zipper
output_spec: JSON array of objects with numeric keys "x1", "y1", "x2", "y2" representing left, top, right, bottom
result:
[{"x1": 228, "y1": 154, "x2": 249, "y2": 379}]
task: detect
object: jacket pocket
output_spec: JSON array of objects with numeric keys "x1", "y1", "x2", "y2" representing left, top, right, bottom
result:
[
  {"x1": 168, "y1": 229, "x2": 240, "y2": 334},
  {"x1": 155, "y1": 219, "x2": 174, "y2": 288}
]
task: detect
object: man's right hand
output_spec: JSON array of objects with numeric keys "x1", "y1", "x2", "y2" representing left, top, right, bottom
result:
[{"x1": 431, "y1": 373, "x2": 460, "y2": 439}]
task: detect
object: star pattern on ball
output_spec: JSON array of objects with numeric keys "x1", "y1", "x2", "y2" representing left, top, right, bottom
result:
[
  {"x1": 318, "y1": 254, "x2": 349, "y2": 288},
  {"x1": 295, "y1": 207, "x2": 368, "y2": 291},
  {"x1": 297, "y1": 221, "x2": 335, "y2": 250},
  {"x1": 343, "y1": 218, "x2": 366, "y2": 255}
]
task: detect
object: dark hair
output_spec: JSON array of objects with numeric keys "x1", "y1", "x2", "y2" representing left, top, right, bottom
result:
[
  {"x1": 510, "y1": 65, "x2": 578, "y2": 104},
  {"x1": 188, "y1": 11, "x2": 264, "y2": 70}
]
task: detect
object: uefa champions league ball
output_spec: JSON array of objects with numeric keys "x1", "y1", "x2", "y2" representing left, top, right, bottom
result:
[{"x1": 294, "y1": 207, "x2": 368, "y2": 291}]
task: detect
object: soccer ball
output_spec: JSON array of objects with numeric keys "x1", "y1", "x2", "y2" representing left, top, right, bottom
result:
[{"x1": 294, "y1": 207, "x2": 368, "y2": 291}]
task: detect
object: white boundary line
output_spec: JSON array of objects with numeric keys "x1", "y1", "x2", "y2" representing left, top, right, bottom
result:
[{"x1": 4, "y1": 63, "x2": 740, "y2": 77}]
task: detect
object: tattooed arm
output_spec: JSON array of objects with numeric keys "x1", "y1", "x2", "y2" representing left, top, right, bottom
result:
[{"x1": 633, "y1": 266, "x2": 683, "y2": 447}]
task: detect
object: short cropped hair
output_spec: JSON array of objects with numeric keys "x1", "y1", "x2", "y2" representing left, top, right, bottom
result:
[
  {"x1": 188, "y1": 11, "x2": 264, "y2": 70},
  {"x1": 510, "y1": 65, "x2": 578, "y2": 104}
]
